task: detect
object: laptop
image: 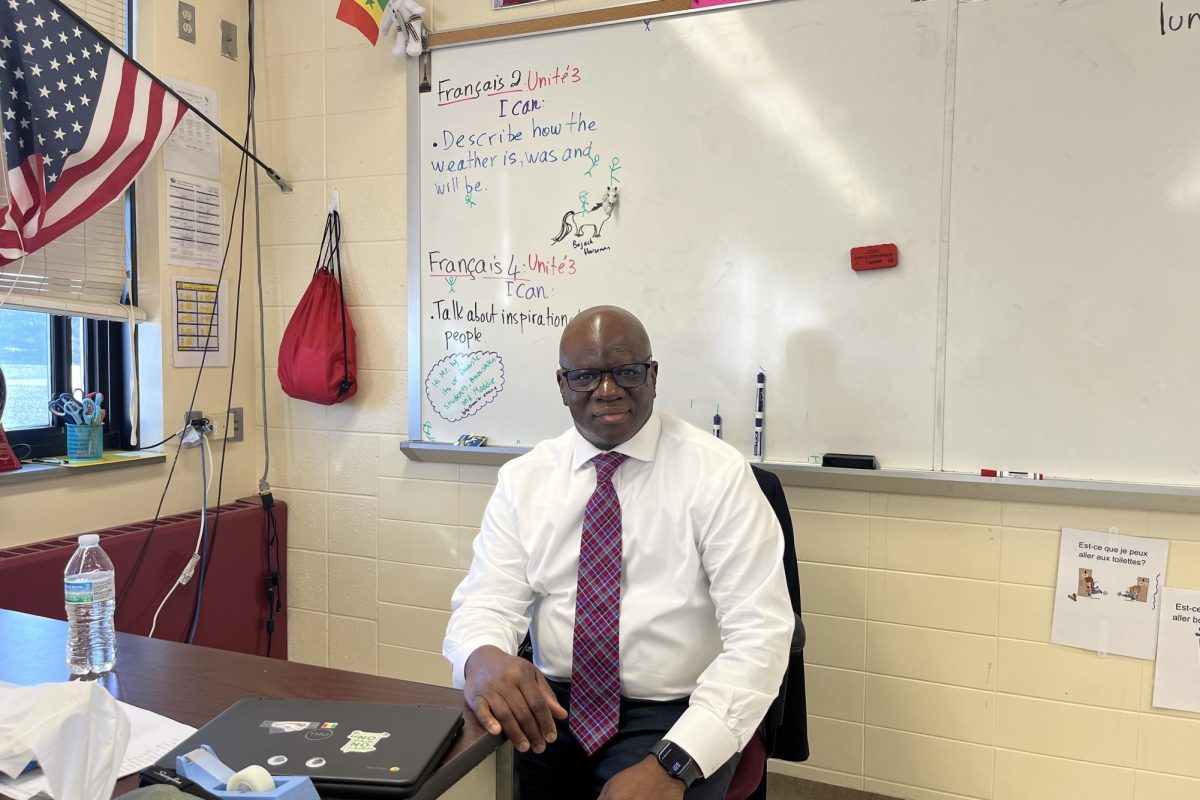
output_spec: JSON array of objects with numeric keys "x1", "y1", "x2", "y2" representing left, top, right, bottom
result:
[{"x1": 142, "y1": 699, "x2": 464, "y2": 799}]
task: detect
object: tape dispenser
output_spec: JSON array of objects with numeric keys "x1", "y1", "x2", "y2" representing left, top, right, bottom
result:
[{"x1": 142, "y1": 745, "x2": 318, "y2": 800}]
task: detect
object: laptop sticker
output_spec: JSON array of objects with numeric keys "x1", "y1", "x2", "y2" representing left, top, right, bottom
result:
[
  {"x1": 320, "y1": 722, "x2": 338, "y2": 729},
  {"x1": 305, "y1": 730, "x2": 334, "y2": 742},
  {"x1": 261, "y1": 721, "x2": 318, "y2": 734},
  {"x1": 341, "y1": 730, "x2": 391, "y2": 754}
]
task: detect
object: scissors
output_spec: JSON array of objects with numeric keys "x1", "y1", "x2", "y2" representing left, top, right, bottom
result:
[
  {"x1": 49, "y1": 397, "x2": 85, "y2": 424},
  {"x1": 50, "y1": 393, "x2": 102, "y2": 424}
]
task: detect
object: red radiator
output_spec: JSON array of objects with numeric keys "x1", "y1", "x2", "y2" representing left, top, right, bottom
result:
[{"x1": 0, "y1": 496, "x2": 288, "y2": 659}]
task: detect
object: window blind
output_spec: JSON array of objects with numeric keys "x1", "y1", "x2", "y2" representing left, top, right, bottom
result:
[{"x1": 0, "y1": 0, "x2": 144, "y2": 323}]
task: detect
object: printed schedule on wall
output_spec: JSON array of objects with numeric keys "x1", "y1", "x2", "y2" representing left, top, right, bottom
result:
[{"x1": 413, "y1": 0, "x2": 950, "y2": 458}]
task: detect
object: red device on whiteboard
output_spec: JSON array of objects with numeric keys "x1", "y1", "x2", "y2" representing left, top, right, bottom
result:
[{"x1": 850, "y1": 244, "x2": 899, "y2": 271}]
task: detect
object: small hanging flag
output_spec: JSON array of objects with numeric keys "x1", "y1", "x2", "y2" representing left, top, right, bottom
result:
[{"x1": 336, "y1": 0, "x2": 387, "y2": 45}]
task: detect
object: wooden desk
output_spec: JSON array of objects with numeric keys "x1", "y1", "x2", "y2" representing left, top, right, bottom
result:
[{"x1": 0, "y1": 610, "x2": 501, "y2": 799}]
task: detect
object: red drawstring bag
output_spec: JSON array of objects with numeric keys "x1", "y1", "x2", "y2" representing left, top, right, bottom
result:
[{"x1": 278, "y1": 210, "x2": 358, "y2": 404}]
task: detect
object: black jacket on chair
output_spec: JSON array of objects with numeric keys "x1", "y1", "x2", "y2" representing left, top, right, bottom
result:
[{"x1": 751, "y1": 465, "x2": 809, "y2": 763}]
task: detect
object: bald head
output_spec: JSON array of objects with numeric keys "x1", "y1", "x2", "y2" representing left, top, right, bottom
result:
[
  {"x1": 558, "y1": 306, "x2": 651, "y2": 363},
  {"x1": 556, "y1": 306, "x2": 658, "y2": 449}
]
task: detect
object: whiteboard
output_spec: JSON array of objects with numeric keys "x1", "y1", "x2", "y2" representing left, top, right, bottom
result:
[
  {"x1": 414, "y1": 0, "x2": 950, "y2": 465},
  {"x1": 942, "y1": 0, "x2": 1200, "y2": 484}
]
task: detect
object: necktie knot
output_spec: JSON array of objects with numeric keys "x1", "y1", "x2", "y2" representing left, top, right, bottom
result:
[{"x1": 591, "y1": 451, "x2": 627, "y2": 484}]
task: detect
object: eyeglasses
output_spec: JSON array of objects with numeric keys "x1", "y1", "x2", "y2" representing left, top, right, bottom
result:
[{"x1": 560, "y1": 362, "x2": 653, "y2": 392}]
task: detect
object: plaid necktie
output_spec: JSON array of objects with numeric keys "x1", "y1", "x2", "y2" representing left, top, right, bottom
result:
[{"x1": 569, "y1": 451, "x2": 628, "y2": 755}]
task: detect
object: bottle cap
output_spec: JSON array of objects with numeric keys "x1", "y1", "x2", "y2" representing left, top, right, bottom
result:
[{"x1": 79, "y1": 534, "x2": 100, "y2": 546}]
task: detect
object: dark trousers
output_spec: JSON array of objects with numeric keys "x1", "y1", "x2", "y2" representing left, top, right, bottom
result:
[{"x1": 515, "y1": 679, "x2": 741, "y2": 800}]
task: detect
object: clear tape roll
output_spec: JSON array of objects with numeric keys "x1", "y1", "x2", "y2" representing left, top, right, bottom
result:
[{"x1": 227, "y1": 765, "x2": 275, "y2": 793}]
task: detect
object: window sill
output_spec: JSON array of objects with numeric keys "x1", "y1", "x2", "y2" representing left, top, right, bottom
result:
[{"x1": 0, "y1": 452, "x2": 166, "y2": 488}]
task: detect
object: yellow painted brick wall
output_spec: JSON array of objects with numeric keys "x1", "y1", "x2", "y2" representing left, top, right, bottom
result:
[
  {"x1": 256, "y1": 3, "x2": 1200, "y2": 800},
  {"x1": 776, "y1": 487, "x2": 1200, "y2": 800}
]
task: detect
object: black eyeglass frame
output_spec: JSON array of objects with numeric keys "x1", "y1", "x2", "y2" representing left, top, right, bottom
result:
[{"x1": 558, "y1": 361, "x2": 654, "y2": 393}]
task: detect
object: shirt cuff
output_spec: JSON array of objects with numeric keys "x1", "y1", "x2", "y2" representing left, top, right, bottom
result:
[
  {"x1": 450, "y1": 637, "x2": 513, "y2": 689},
  {"x1": 663, "y1": 704, "x2": 739, "y2": 779}
]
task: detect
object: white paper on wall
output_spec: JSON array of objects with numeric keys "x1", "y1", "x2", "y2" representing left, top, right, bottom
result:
[{"x1": 1051, "y1": 527, "x2": 1169, "y2": 660}]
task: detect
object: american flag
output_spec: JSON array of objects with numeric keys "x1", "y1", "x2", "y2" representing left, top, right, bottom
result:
[{"x1": 0, "y1": 0, "x2": 186, "y2": 265}]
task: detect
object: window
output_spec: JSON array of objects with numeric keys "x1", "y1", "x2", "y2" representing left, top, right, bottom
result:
[
  {"x1": 0, "y1": 310, "x2": 129, "y2": 458},
  {"x1": 0, "y1": 0, "x2": 136, "y2": 460}
]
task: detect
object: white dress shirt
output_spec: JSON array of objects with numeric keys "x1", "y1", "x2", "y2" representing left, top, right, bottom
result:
[{"x1": 443, "y1": 412, "x2": 794, "y2": 776}]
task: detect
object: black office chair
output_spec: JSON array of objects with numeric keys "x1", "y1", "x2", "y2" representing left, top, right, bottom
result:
[{"x1": 723, "y1": 465, "x2": 808, "y2": 800}]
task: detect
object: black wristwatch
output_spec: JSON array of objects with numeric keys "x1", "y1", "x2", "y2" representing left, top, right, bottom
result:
[{"x1": 650, "y1": 739, "x2": 702, "y2": 790}]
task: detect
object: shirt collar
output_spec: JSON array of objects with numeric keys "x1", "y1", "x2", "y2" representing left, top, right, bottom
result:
[{"x1": 571, "y1": 412, "x2": 662, "y2": 471}]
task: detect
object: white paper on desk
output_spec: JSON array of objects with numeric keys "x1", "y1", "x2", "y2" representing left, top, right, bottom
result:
[{"x1": 0, "y1": 688, "x2": 195, "y2": 800}]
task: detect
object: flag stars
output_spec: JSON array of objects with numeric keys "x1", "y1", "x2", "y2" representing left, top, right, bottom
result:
[
  {"x1": 70, "y1": 121, "x2": 81, "y2": 133},
  {"x1": 57, "y1": 32, "x2": 67, "y2": 44},
  {"x1": 52, "y1": 127, "x2": 64, "y2": 140},
  {"x1": 29, "y1": 63, "x2": 41, "y2": 77},
  {"x1": 93, "y1": 43, "x2": 102, "y2": 54},
  {"x1": 55, "y1": 79, "x2": 65, "y2": 92},
  {"x1": 65, "y1": 52, "x2": 75, "y2": 65},
  {"x1": 2, "y1": 108, "x2": 13, "y2": 121},
  {"x1": 6, "y1": 0, "x2": 16, "y2": 10},
  {"x1": 80, "y1": 48, "x2": 89, "y2": 59},
  {"x1": 63, "y1": 100, "x2": 74, "y2": 112},
  {"x1": 20, "y1": 42, "x2": 32, "y2": 55},
  {"x1": 72, "y1": 73, "x2": 82, "y2": 85},
  {"x1": 72, "y1": 27, "x2": 81, "y2": 38},
  {"x1": 79, "y1": 94, "x2": 90, "y2": 106},
  {"x1": 37, "y1": 86, "x2": 49, "y2": 98},
  {"x1": 48, "y1": 9, "x2": 59, "y2": 21},
  {"x1": 41, "y1": 36, "x2": 52, "y2": 49},
  {"x1": 14, "y1": 20, "x2": 26, "y2": 34},
  {"x1": 18, "y1": 117, "x2": 29, "y2": 129},
  {"x1": 45, "y1": 106, "x2": 57, "y2": 119},
  {"x1": 87, "y1": 68, "x2": 96, "y2": 79},
  {"x1": 0, "y1": 36, "x2": 10, "y2": 48},
  {"x1": 7, "y1": 88, "x2": 16, "y2": 100},
  {"x1": 35, "y1": 133, "x2": 43, "y2": 145},
  {"x1": 49, "y1": 58, "x2": 59, "y2": 71},
  {"x1": 12, "y1": 67, "x2": 22, "y2": 79},
  {"x1": 32, "y1": 14, "x2": 44, "y2": 27}
]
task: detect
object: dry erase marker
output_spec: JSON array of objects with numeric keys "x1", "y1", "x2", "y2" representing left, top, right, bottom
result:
[
  {"x1": 712, "y1": 408, "x2": 722, "y2": 439},
  {"x1": 753, "y1": 371, "x2": 765, "y2": 460},
  {"x1": 980, "y1": 468, "x2": 1044, "y2": 480}
]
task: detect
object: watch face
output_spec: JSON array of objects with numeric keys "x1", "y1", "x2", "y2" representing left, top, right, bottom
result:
[{"x1": 659, "y1": 743, "x2": 687, "y2": 775}]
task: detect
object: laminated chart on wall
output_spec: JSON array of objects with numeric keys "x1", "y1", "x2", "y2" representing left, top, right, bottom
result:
[
  {"x1": 167, "y1": 173, "x2": 223, "y2": 269},
  {"x1": 172, "y1": 277, "x2": 229, "y2": 368},
  {"x1": 1153, "y1": 587, "x2": 1200, "y2": 713},
  {"x1": 414, "y1": 0, "x2": 950, "y2": 456},
  {"x1": 1051, "y1": 528, "x2": 1169, "y2": 659}
]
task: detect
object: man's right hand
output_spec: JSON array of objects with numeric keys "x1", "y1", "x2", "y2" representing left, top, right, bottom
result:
[{"x1": 463, "y1": 645, "x2": 568, "y2": 754}]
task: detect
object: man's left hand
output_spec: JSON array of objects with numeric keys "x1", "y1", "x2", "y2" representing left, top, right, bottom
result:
[{"x1": 598, "y1": 756, "x2": 686, "y2": 800}]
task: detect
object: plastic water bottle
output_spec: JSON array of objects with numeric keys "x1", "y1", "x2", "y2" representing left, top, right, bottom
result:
[{"x1": 64, "y1": 534, "x2": 117, "y2": 675}]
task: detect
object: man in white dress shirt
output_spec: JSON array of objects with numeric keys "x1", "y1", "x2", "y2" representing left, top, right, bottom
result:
[{"x1": 443, "y1": 306, "x2": 794, "y2": 800}]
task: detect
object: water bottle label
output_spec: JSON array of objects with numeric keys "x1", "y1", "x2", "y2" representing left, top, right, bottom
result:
[{"x1": 64, "y1": 575, "x2": 115, "y2": 604}]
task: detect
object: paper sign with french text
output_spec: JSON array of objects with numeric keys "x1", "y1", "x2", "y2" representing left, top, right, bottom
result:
[
  {"x1": 1153, "y1": 587, "x2": 1200, "y2": 713},
  {"x1": 1051, "y1": 528, "x2": 1168, "y2": 660}
]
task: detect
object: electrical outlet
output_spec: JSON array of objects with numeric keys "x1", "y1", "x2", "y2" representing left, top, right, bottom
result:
[
  {"x1": 221, "y1": 407, "x2": 244, "y2": 443},
  {"x1": 183, "y1": 408, "x2": 243, "y2": 442},
  {"x1": 178, "y1": 2, "x2": 196, "y2": 43}
]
